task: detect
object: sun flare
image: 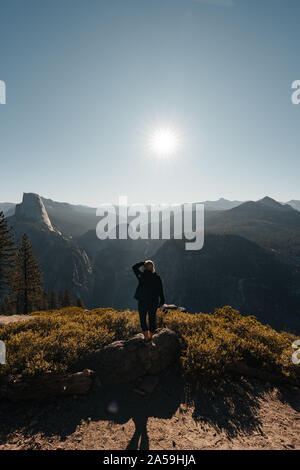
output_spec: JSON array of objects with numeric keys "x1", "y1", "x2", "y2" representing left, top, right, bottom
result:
[{"x1": 148, "y1": 127, "x2": 179, "y2": 157}]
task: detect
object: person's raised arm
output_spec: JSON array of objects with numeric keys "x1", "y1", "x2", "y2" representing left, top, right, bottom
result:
[{"x1": 132, "y1": 261, "x2": 145, "y2": 279}]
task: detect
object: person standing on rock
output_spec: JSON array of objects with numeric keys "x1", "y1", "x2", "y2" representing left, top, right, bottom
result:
[{"x1": 132, "y1": 260, "x2": 165, "y2": 341}]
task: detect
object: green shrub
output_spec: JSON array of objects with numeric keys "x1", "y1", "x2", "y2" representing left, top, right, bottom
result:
[
  {"x1": 157, "y1": 305, "x2": 300, "y2": 383},
  {"x1": 0, "y1": 307, "x2": 139, "y2": 376},
  {"x1": 0, "y1": 305, "x2": 299, "y2": 384}
]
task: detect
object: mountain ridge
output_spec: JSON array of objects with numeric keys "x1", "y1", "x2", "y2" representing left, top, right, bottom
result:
[
  {"x1": 2, "y1": 192, "x2": 300, "y2": 330},
  {"x1": 14, "y1": 193, "x2": 57, "y2": 232},
  {"x1": 7, "y1": 193, "x2": 93, "y2": 302}
]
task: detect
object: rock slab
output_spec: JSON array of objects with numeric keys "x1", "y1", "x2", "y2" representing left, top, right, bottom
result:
[
  {"x1": 75, "y1": 328, "x2": 180, "y2": 385},
  {"x1": 0, "y1": 369, "x2": 94, "y2": 401}
]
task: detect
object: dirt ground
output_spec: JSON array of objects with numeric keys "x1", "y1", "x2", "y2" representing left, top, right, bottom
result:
[
  {"x1": 0, "y1": 315, "x2": 33, "y2": 326},
  {"x1": 0, "y1": 370, "x2": 300, "y2": 450}
]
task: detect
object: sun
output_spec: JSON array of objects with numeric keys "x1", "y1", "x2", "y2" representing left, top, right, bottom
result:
[{"x1": 148, "y1": 127, "x2": 179, "y2": 157}]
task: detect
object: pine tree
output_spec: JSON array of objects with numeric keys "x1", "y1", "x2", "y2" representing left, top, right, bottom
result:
[
  {"x1": 49, "y1": 290, "x2": 58, "y2": 310},
  {"x1": 58, "y1": 291, "x2": 65, "y2": 309},
  {"x1": 41, "y1": 290, "x2": 49, "y2": 310},
  {"x1": 62, "y1": 289, "x2": 73, "y2": 307},
  {"x1": 0, "y1": 212, "x2": 15, "y2": 299},
  {"x1": 1, "y1": 296, "x2": 16, "y2": 315},
  {"x1": 76, "y1": 296, "x2": 85, "y2": 308},
  {"x1": 10, "y1": 234, "x2": 43, "y2": 315},
  {"x1": 0, "y1": 296, "x2": 11, "y2": 315}
]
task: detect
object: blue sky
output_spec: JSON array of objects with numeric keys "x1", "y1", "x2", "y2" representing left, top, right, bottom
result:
[{"x1": 1, "y1": 0, "x2": 300, "y2": 206}]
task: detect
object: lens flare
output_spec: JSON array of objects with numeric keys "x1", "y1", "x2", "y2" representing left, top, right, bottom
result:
[{"x1": 148, "y1": 127, "x2": 179, "y2": 157}]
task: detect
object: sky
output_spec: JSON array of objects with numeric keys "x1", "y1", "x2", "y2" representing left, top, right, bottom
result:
[{"x1": 1, "y1": 0, "x2": 300, "y2": 206}]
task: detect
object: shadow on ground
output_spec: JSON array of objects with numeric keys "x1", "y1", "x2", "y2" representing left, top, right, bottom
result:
[
  {"x1": 1, "y1": 370, "x2": 299, "y2": 449},
  {"x1": 188, "y1": 377, "x2": 264, "y2": 438}
]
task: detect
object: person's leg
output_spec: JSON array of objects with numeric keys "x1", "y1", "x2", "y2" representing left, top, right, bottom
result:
[
  {"x1": 148, "y1": 305, "x2": 157, "y2": 334},
  {"x1": 138, "y1": 302, "x2": 148, "y2": 337}
]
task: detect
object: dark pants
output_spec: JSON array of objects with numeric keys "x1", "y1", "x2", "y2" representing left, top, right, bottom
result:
[{"x1": 138, "y1": 301, "x2": 157, "y2": 333}]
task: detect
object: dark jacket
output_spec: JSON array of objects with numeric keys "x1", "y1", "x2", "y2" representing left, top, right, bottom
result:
[{"x1": 132, "y1": 261, "x2": 165, "y2": 306}]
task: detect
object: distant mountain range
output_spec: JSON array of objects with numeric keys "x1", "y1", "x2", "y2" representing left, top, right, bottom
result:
[
  {"x1": 6, "y1": 194, "x2": 93, "y2": 303},
  {"x1": 0, "y1": 198, "x2": 98, "y2": 237},
  {"x1": 200, "y1": 198, "x2": 244, "y2": 211},
  {"x1": 1, "y1": 196, "x2": 300, "y2": 220},
  {"x1": 205, "y1": 196, "x2": 300, "y2": 256},
  {"x1": 155, "y1": 234, "x2": 299, "y2": 332},
  {"x1": 1, "y1": 192, "x2": 300, "y2": 332},
  {"x1": 287, "y1": 200, "x2": 300, "y2": 212},
  {"x1": 0, "y1": 202, "x2": 15, "y2": 217}
]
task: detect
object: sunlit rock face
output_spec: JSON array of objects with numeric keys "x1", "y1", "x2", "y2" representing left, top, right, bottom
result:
[
  {"x1": 10, "y1": 192, "x2": 93, "y2": 303},
  {"x1": 15, "y1": 192, "x2": 55, "y2": 231}
]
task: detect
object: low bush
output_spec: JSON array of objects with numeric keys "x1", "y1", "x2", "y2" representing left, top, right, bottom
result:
[
  {"x1": 0, "y1": 305, "x2": 299, "y2": 384},
  {"x1": 0, "y1": 307, "x2": 140, "y2": 376},
  {"x1": 156, "y1": 306, "x2": 299, "y2": 383}
]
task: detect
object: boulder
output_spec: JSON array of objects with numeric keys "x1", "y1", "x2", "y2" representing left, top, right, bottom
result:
[
  {"x1": 0, "y1": 369, "x2": 94, "y2": 402},
  {"x1": 74, "y1": 328, "x2": 180, "y2": 385},
  {"x1": 1, "y1": 328, "x2": 180, "y2": 401},
  {"x1": 162, "y1": 304, "x2": 187, "y2": 313}
]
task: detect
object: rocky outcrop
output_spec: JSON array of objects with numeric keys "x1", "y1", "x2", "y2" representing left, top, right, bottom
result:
[
  {"x1": 1, "y1": 329, "x2": 179, "y2": 401},
  {"x1": 162, "y1": 304, "x2": 187, "y2": 313},
  {"x1": 15, "y1": 193, "x2": 56, "y2": 232},
  {"x1": 8, "y1": 193, "x2": 93, "y2": 302},
  {"x1": 74, "y1": 328, "x2": 180, "y2": 385},
  {"x1": 0, "y1": 369, "x2": 94, "y2": 402}
]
